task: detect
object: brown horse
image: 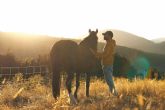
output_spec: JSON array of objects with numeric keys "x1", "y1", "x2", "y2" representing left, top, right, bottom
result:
[{"x1": 50, "y1": 29, "x2": 102, "y2": 102}]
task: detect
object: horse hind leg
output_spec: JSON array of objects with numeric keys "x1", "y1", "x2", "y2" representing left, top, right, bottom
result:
[
  {"x1": 86, "y1": 73, "x2": 91, "y2": 97},
  {"x1": 52, "y1": 69, "x2": 61, "y2": 99}
]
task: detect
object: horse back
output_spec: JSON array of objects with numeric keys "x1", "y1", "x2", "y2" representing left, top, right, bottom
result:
[{"x1": 50, "y1": 40, "x2": 79, "y2": 72}]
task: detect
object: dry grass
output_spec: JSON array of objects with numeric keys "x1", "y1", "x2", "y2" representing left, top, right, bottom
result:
[{"x1": 0, "y1": 74, "x2": 165, "y2": 110}]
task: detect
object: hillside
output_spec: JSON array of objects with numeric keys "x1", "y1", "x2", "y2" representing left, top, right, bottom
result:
[
  {"x1": 1, "y1": 30, "x2": 165, "y2": 57},
  {"x1": 0, "y1": 32, "x2": 54, "y2": 58},
  {"x1": 157, "y1": 41, "x2": 165, "y2": 47},
  {"x1": 152, "y1": 37, "x2": 165, "y2": 43},
  {"x1": 98, "y1": 30, "x2": 165, "y2": 55},
  {"x1": 0, "y1": 32, "x2": 78, "y2": 59},
  {"x1": 0, "y1": 32, "x2": 83, "y2": 58},
  {"x1": 116, "y1": 46, "x2": 165, "y2": 72}
]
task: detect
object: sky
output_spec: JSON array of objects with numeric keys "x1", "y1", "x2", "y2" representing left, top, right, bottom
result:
[{"x1": 0, "y1": 0, "x2": 165, "y2": 40}]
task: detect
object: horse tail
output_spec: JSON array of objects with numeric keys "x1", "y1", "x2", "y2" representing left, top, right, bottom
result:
[{"x1": 52, "y1": 62, "x2": 61, "y2": 99}]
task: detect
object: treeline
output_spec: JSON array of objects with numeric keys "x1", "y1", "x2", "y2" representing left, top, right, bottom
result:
[
  {"x1": 0, "y1": 52, "x2": 18, "y2": 67},
  {"x1": 0, "y1": 52, "x2": 50, "y2": 80},
  {"x1": 96, "y1": 53, "x2": 164, "y2": 80},
  {"x1": 0, "y1": 52, "x2": 49, "y2": 67},
  {"x1": 114, "y1": 54, "x2": 164, "y2": 79},
  {"x1": 94, "y1": 54, "x2": 130, "y2": 78}
]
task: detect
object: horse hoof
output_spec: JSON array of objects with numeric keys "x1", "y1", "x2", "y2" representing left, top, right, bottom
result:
[
  {"x1": 74, "y1": 94, "x2": 78, "y2": 99},
  {"x1": 86, "y1": 94, "x2": 90, "y2": 97}
]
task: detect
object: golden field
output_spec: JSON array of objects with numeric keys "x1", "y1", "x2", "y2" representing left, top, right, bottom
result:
[{"x1": 0, "y1": 74, "x2": 165, "y2": 110}]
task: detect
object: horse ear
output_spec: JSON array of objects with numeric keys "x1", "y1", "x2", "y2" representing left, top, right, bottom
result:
[
  {"x1": 89, "y1": 29, "x2": 91, "y2": 33},
  {"x1": 96, "y1": 29, "x2": 98, "y2": 33}
]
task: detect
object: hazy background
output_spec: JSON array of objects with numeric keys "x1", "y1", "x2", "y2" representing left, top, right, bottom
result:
[
  {"x1": 0, "y1": 0, "x2": 165, "y2": 72},
  {"x1": 0, "y1": 0, "x2": 165, "y2": 40}
]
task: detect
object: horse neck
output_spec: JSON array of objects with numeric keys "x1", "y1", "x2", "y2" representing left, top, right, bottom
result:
[
  {"x1": 79, "y1": 37, "x2": 97, "y2": 50},
  {"x1": 79, "y1": 38, "x2": 97, "y2": 64}
]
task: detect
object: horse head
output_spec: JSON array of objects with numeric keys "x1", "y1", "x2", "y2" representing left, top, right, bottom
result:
[
  {"x1": 87, "y1": 29, "x2": 98, "y2": 51},
  {"x1": 79, "y1": 29, "x2": 98, "y2": 50},
  {"x1": 79, "y1": 29, "x2": 102, "y2": 76}
]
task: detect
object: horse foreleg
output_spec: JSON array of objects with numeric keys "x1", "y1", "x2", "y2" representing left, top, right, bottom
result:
[
  {"x1": 86, "y1": 73, "x2": 91, "y2": 97},
  {"x1": 66, "y1": 73, "x2": 77, "y2": 104},
  {"x1": 74, "y1": 73, "x2": 80, "y2": 99},
  {"x1": 66, "y1": 73, "x2": 73, "y2": 94}
]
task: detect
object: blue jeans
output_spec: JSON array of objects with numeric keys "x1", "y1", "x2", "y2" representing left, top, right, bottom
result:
[{"x1": 103, "y1": 65, "x2": 116, "y2": 93}]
